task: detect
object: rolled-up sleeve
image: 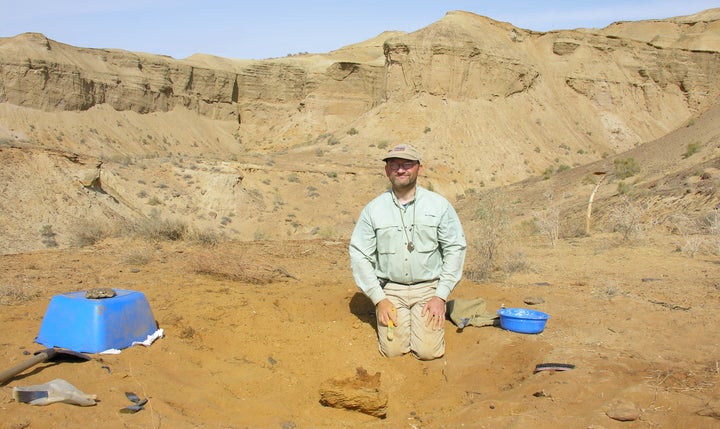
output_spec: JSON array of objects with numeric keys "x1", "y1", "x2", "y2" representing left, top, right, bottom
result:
[{"x1": 349, "y1": 207, "x2": 386, "y2": 304}]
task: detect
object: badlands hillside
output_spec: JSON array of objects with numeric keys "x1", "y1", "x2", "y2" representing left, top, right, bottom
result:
[
  {"x1": 1, "y1": 8, "x2": 720, "y2": 429},
  {"x1": 0, "y1": 9, "x2": 719, "y2": 254}
]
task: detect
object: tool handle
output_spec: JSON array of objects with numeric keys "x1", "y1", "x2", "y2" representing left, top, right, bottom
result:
[{"x1": 0, "y1": 352, "x2": 50, "y2": 384}]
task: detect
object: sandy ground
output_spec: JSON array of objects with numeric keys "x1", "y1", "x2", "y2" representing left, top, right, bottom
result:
[{"x1": 0, "y1": 232, "x2": 719, "y2": 429}]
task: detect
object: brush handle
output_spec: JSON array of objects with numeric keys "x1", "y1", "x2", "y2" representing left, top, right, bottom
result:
[{"x1": 0, "y1": 351, "x2": 51, "y2": 384}]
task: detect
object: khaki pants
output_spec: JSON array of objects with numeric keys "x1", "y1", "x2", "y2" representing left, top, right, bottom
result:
[{"x1": 376, "y1": 280, "x2": 444, "y2": 360}]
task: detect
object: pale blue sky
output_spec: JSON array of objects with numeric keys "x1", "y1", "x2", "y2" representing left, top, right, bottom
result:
[{"x1": 1, "y1": 1, "x2": 717, "y2": 60}]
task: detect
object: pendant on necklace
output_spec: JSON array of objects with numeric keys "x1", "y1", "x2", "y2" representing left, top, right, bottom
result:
[{"x1": 407, "y1": 242, "x2": 414, "y2": 252}]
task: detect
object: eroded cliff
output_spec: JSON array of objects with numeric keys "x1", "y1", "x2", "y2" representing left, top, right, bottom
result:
[{"x1": 1, "y1": 9, "x2": 719, "y2": 253}]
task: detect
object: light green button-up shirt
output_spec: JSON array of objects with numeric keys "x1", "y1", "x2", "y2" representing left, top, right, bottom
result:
[{"x1": 349, "y1": 186, "x2": 467, "y2": 304}]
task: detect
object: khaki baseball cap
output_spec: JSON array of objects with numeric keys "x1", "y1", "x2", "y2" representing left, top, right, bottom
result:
[{"x1": 381, "y1": 144, "x2": 421, "y2": 162}]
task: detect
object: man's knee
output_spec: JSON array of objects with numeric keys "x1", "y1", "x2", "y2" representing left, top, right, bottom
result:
[
  {"x1": 379, "y1": 341, "x2": 406, "y2": 358},
  {"x1": 413, "y1": 346, "x2": 444, "y2": 361},
  {"x1": 412, "y1": 337, "x2": 445, "y2": 360}
]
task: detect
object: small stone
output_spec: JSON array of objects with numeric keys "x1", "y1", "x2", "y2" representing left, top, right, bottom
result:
[
  {"x1": 85, "y1": 287, "x2": 116, "y2": 299},
  {"x1": 606, "y1": 399, "x2": 640, "y2": 421},
  {"x1": 524, "y1": 296, "x2": 545, "y2": 305}
]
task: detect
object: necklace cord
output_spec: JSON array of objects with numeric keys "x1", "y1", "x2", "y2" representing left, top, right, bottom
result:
[{"x1": 398, "y1": 200, "x2": 416, "y2": 252}]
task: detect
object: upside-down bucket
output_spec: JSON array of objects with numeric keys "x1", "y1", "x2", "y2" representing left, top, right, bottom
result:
[{"x1": 35, "y1": 289, "x2": 157, "y2": 353}]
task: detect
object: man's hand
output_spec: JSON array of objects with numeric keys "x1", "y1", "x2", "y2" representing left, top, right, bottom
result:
[
  {"x1": 376, "y1": 299, "x2": 397, "y2": 326},
  {"x1": 422, "y1": 296, "x2": 446, "y2": 330}
]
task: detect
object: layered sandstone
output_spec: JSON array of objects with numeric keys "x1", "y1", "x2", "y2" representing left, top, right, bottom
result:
[{"x1": 1, "y1": 9, "x2": 719, "y2": 254}]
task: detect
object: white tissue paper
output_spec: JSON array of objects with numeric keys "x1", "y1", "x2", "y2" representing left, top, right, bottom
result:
[{"x1": 99, "y1": 328, "x2": 164, "y2": 354}]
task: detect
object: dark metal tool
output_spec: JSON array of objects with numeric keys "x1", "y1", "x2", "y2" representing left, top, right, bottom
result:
[{"x1": 0, "y1": 348, "x2": 91, "y2": 384}]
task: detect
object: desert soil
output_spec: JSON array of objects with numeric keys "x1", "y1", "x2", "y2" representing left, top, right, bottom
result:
[{"x1": 1, "y1": 230, "x2": 719, "y2": 429}]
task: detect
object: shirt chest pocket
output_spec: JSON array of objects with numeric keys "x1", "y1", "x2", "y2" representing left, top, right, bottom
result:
[
  {"x1": 413, "y1": 220, "x2": 440, "y2": 253},
  {"x1": 376, "y1": 226, "x2": 404, "y2": 254}
]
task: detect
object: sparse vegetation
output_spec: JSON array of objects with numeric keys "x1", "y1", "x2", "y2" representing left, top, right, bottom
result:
[
  {"x1": 617, "y1": 181, "x2": 632, "y2": 195},
  {"x1": 307, "y1": 186, "x2": 320, "y2": 198},
  {"x1": 533, "y1": 191, "x2": 560, "y2": 247},
  {"x1": 683, "y1": 141, "x2": 701, "y2": 159},
  {"x1": 132, "y1": 213, "x2": 188, "y2": 241},
  {"x1": 707, "y1": 209, "x2": 720, "y2": 256},
  {"x1": 40, "y1": 224, "x2": 58, "y2": 248},
  {"x1": 613, "y1": 157, "x2": 640, "y2": 179},
  {"x1": 678, "y1": 235, "x2": 703, "y2": 257},
  {"x1": 122, "y1": 246, "x2": 153, "y2": 265},
  {"x1": 503, "y1": 251, "x2": 531, "y2": 274},
  {"x1": 192, "y1": 250, "x2": 295, "y2": 284},
  {"x1": 608, "y1": 196, "x2": 647, "y2": 241},
  {"x1": 465, "y1": 190, "x2": 510, "y2": 281},
  {"x1": 71, "y1": 219, "x2": 115, "y2": 247},
  {"x1": 596, "y1": 281, "x2": 623, "y2": 300},
  {"x1": 669, "y1": 212, "x2": 706, "y2": 257},
  {"x1": 541, "y1": 166, "x2": 554, "y2": 180},
  {"x1": 0, "y1": 284, "x2": 40, "y2": 305},
  {"x1": 273, "y1": 191, "x2": 286, "y2": 207}
]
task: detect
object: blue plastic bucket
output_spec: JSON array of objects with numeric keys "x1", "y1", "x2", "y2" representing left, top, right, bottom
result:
[
  {"x1": 35, "y1": 289, "x2": 157, "y2": 353},
  {"x1": 497, "y1": 308, "x2": 550, "y2": 334}
]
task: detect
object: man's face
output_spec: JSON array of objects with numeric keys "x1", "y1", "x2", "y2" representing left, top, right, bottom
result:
[{"x1": 385, "y1": 158, "x2": 422, "y2": 189}]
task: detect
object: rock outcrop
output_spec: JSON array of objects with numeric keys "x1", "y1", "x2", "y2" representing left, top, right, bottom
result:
[
  {"x1": 2, "y1": 9, "x2": 719, "y2": 143},
  {"x1": 1, "y1": 8, "x2": 720, "y2": 254},
  {"x1": 0, "y1": 33, "x2": 385, "y2": 127}
]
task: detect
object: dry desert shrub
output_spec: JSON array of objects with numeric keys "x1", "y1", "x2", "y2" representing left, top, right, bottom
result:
[
  {"x1": 465, "y1": 190, "x2": 510, "y2": 281},
  {"x1": 669, "y1": 212, "x2": 710, "y2": 257},
  {"x1": 0, "y1": 284, "x2": 40, "y2": 305},
  {"x1": 534, "y1": 206, "x2": 560, "y2": 246},
  {"x1": 191, "y1": 229, "x2": 221, "y2": 246},
  {"x1": 40, "y1": 224, "x2": 58, "y2": 248},
  {"x1": 503, "y1": 250, "x2": 531, "y2": 275},
  {"x1": 131, "y1": 213, "x2": 188, "y2": 241},
  {"x1": 70, "y1": 213, "x2": 219, "y2": 248},
  {"x1": 613, "y1": 157, "x2": 640, "y2": 179},
  {"x1": 70, "y1": 218, "x2": 117, "y2": 246},
  {"x1": 677, "y1": 235, "x2": 704, "y2": 258},
  {"x1": 608, "y1": 196, "x2": 648, "y2": 241},
  {"x1": 121, "y1": 244, "x2": 154, "y2": 265},
  {"x1": 704, "y1": 209, "x2": 720, "y2": 256},
  {"x1": 191, "y1": 250, "x2": 296, "y2": 284},
  {"x1": 532, "y1": 190, "x2": 561, "y2": 247},
  {"x1": 594, "y1": 280, "x2": 625, "y2": 300}
]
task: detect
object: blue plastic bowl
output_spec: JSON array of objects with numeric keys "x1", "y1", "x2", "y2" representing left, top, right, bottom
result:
[
  {"x1": 35, "y1": 289, "x2": 157, "y2": 353},
  {"x1": 497, "y1": 308, "x2": 550, "y2": 334}
]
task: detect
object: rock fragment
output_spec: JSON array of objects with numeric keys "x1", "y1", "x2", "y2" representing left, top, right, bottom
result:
[
  {"x1": 319, "y1": 367, "x2": 388, "y2": 418},
  {"x1": 606, "y1": 399, "x2": 640, "y2": 421}
]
